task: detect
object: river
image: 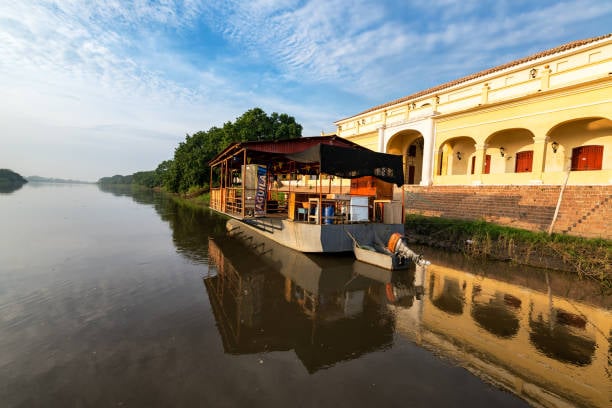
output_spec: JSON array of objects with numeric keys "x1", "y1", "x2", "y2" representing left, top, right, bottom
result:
[{"x1": 0, "y1": 183, "x2": 609, "y2": 407}]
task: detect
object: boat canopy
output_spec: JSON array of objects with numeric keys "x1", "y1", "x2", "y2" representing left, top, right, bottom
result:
[
  {"x1": 285, "y1": 143, "x2": 404, "y2": 186},
  {"x1": 209, "y1": 135, "x2": 404, "y2": 186}
]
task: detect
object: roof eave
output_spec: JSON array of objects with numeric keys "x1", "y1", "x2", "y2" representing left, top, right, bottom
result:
[{"x1": 335, "y1": 33, "x2": 612, "y2": 124}]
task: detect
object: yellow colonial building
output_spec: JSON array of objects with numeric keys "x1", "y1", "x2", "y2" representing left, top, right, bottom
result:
[
  {"x1": 334, "y1": 34, "x2": 612, "y2": 239},
  {"x1": 335, "y1": 34, "x2": 611, "y2": 187}
]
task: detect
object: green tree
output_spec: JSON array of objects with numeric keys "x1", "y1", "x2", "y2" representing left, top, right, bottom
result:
[
  {"x1": 132, "y1": 171, "x2": 157, "y2": 188},
  {"x1": 154, "y1": 160, "x2": 173, "y2": 187},
  {"x1": 163, "y1": 108, "x2": 302, "y2": 193},
  {"x1": 98, "y1": 174, "x2": 133, "y2": 184},
  {"x1": 0, "y1": 169, "x2": 28, "y2": 185}
]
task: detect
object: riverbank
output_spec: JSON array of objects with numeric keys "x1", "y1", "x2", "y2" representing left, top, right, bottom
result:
[
  {"x1": 164, "y1": 189, "x2": 610, "y2": 289},
  {"x1": 404, "y1": 214, "x2": 610, "y2": 287}
]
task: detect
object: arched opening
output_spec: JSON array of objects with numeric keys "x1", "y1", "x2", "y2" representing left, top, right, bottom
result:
[
  {"x1": 471, "y1": 286, "x2": 521, "y2": 339},
  {"x1": 437, "y1": 136, "x2": 476, "y2": 176},
  {"x1": 485, "y1": 128, "x2": 535, "y2": 174},
  {"x1": 428, "y1": 274, "x2": 464, "y2": 316},
  {"x1": 529, "y1": 307, "x2": 596, "y2": 366},
  {"x1": 387, "y1": 130, "x2": 424, "y2": 185},
  {"x1": 547, "y1": 117, "x2": 611, "y2": 172}
]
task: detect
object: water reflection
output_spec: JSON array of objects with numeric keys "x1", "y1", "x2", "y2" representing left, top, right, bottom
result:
[
  {"x1": 471, "y1": 287, "x2": 521, "y2": 338},
  {"x1": 528, "y1": 305, "x2": 596, "y2": 366},
  {"x1": 208, "y1": 226, "x2": 610, "y2": 406},
  {"x1": 429, "y1": 275, "x2": 464, "y2": 315},
  {"x1": 205, "y1": 235, "x2": 421, "y2": 373},
  {"x1": 98, "y1": 184, "x2": 227, "y2": 262},
  {"x1": 0, "y1": 183, "x2": 25, "y2": 194},
  {"x1": 94, "y1": 186, "x2": 610, "y2": 407},
  {"x1": 410, "y1": 264, "x2": 611, "y2": 408}
]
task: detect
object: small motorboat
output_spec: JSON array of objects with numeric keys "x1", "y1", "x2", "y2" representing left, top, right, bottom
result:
[{"x1": 348, "y1": 232, "x2": 426, "y2": 271}]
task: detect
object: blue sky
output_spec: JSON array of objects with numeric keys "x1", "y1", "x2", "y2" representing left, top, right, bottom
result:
[{"x1": 1, "y1": 1, "x2": 611, "y2": 181}]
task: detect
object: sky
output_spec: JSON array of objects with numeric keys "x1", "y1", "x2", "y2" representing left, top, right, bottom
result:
[{"x1": 1, "y1": 1, "x2": 611, "y2": 181}]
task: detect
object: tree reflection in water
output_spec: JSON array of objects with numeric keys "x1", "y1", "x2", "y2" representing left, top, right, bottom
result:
[
  {"x1": 98, "y1": 184, "x2": 227, "y2": 263},
  {"x1": 0, "y1": 183, "x2": 25, "y2": 194}
]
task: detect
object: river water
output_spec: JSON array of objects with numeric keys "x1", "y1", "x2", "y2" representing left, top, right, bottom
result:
[{"x1": 1, "y1": 183, "x2": 609, "y2": 407}]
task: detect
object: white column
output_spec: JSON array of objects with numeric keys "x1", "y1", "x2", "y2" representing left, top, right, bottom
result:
[
  {"x1": 420, "y1": 118, "x2": 435, "y2": 186},
  {"x1": 378, "y1": 125, "x2": 386, "y2": 153}
]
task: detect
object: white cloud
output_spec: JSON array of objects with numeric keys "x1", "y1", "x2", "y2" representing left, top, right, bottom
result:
[{"x1": 206, "y1": 0, "x2": 611, "y2": 98}]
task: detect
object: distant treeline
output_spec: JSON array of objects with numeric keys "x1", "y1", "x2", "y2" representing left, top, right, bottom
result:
[
  {"x1": 98, "y1": 171, "x2": 161, "y2": 188},
  {"x1": 0, "y1": 169, "x2": 28, "y2": 185},
  {"x1": 98, "y1": 107, "x2": 302, "y2": 193},
  {"x1": 27, "y1": 176, "x2": 92, "y2": 184}
]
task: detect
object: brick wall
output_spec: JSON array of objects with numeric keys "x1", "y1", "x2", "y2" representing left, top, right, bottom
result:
[{"x1": 403, "y1": 185, "x2": 612, "y2": 240}]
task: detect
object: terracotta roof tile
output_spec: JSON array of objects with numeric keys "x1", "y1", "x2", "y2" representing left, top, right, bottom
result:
[{"x1": 337, "y1": 33, "x2": 611, "y2": 122}]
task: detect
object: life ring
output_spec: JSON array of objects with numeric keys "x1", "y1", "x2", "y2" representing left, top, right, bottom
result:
[{"x1": 387, "y1": 232, "x2": 403, "y2": 253}]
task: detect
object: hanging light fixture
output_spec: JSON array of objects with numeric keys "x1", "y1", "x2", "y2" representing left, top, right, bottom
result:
[
  {"x1": 551, "y1": 141, "x2": 559, "y2": 153},
  {"x1": 499, "y1": 147, "x2": 505, "y2": 158},
  {"x1": 456, "y1": 152, "x2": 462, "y2": 160}
]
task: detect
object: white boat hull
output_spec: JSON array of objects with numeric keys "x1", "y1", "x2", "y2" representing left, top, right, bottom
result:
[
  {"x1": 352, "y1": 243, "x2": 411, "y2": 271},
  {"x1": 227, "y1": 217, "x2": 404, "y2": 253}
]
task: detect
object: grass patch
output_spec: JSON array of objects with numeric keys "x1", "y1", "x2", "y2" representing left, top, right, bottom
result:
[{"x1": 405, "y1": 214, "x2": 611, "y2": 286}]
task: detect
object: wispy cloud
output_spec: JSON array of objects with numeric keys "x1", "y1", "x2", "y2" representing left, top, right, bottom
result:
[{"x1": 204, "y1": 0, "x2": 611, "y2": 98}]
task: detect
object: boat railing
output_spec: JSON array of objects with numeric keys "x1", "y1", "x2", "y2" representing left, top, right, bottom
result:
[{"x1": 213, "y1": 185, "x2": 403, "y2": 225}]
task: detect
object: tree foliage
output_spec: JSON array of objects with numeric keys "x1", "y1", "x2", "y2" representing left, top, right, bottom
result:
[
  {"x1": 163, "y1": 108, "x2": 302, "y2": 193},
  {"x1": 0, "y1": 169, "x2": 28, "y2": 185},
  {"x1": 132, "y1": 171, "x2": 157, "y2": 188},
  {"x1": 98, "y1": 174, "x2": 133, "y2": 185},
  {"x1": 97, "y1": 108, "x2": 302, "y2": 193}
]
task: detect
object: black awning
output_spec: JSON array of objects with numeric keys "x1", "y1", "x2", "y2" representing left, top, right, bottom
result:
[{"x1": 285, "y1": 144, "x2": 404, "y2": 186}]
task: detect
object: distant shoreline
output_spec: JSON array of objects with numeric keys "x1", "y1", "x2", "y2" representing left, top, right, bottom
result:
[{"x1": 27, "y1": 176, "x2": 94, "y2": 184}]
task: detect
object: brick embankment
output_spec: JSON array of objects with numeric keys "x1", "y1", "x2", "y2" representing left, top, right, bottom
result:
[{"x1": 403, "y1": 185, "x2": 612, "y2": 240}]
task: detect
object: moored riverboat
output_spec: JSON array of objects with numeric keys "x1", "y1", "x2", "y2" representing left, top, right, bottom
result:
[{"x1": 209, "y1": 136, "x2": 409, "y2": 253}]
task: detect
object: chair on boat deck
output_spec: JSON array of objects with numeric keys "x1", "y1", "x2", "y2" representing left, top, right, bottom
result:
[{"x1": 297, "y1": 207, "x2": 308, "y2": 221}]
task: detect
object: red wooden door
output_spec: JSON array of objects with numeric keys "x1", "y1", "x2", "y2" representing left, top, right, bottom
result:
[
  {"x1": 471, "y1": 156, "x2": 476, "y2": 174},
  {"x1": 571, "y1": 145, "x2": 603, "y2": 170},
  {"x1": 515, "y1": 151, "x2": 533, "y2": 173}
]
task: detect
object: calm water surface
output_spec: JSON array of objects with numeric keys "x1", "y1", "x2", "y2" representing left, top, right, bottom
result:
[{"x1": 0, "y1": 184, "x2": 609, "y2": 407}]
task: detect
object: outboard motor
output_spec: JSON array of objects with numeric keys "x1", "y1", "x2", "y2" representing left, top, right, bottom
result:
[{"x1": 387, "y1": 233, "x2": 427, "y2": 265}]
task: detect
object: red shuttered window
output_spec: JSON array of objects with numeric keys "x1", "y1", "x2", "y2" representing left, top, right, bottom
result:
[{"x1": 571, "y1": 145, "x2": 603, "y2": 171}]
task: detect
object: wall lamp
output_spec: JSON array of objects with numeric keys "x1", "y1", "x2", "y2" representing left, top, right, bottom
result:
[
  {"x1": 499, "y1": 147, "x2": 505, "y2": 158},
  {"x1": 551, "y1": 141, "x2": 559, "y2": 153},
  {"x1": 456, "y1": 152, "x2": 462, "y2": 160}
]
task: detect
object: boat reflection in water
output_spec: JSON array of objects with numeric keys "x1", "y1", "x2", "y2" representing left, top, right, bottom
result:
[
  {"x1": 207, "y1": 227, "x2": 611, "y2": 407},
  {"x1": 204, "y1": 233, "x2": 422, "y2": 373}
]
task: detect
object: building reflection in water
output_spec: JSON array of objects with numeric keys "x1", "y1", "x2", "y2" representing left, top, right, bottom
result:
[
  {"x1": 471, "y1": 287, "x2": 521, "y2": 339},
  {"x1": 204, "y1": 228, "x2": 610, "y2": 407},
  {"x1": 428, "y1": 274, "x2": 465, "y2": 315},
  {"x1": 410, "y1": 265, "x2": 610, "y2": 408}
]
